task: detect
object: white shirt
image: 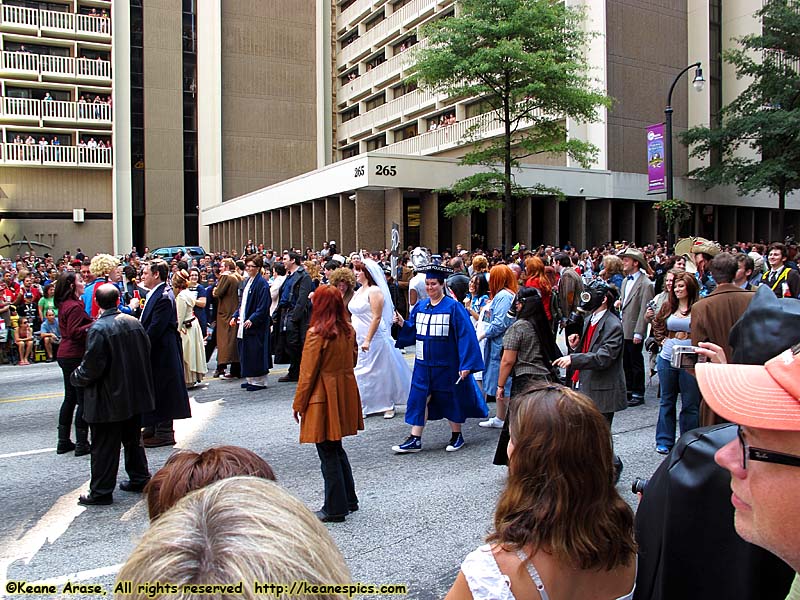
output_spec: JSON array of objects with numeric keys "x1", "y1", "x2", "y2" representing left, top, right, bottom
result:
[
  {"x1": 590, "y1": 308, "x2": 607, "y2": 326},
  {"x1": 622, "y1": 270, "x2": 642, "y2": 306},
  {"x1": 237, "y1": 276, "x2": 254, "y2": 339}
]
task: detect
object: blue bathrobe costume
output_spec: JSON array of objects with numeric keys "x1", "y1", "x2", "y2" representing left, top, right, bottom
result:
[{"x1": 396, "y1": 294, "x2": 487, "y2": 426}]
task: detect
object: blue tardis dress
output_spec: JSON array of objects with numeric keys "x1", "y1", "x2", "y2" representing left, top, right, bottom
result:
[{"x1": 396, "y1": 295, "x2": 487, "y2": 426}]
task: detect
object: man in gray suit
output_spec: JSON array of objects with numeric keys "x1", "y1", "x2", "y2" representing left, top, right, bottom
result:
[
  {"x1": 619, "y1": 248, "x2": 654, "y2": 407},
  {"x1": 554, "y1": 279, "x2": 626, "y2": 480}
]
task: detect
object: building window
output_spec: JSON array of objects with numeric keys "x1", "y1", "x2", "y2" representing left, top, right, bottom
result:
[
  {"x1": 392, "y1": 81, "x2": 417, "y2": 99},
  {"x1": 340, "y1": 30, "x2": 358, "y2": 49},
  {"x1": 365, "y1": 92, "x2": 386, "y2": 111},
  {"x1": 396, "y1": 123, "x2": 418, "y2": 141},
  {"x1": 341, "y1": 106, "x2": 359, "y2": 123},
  {"x1": 366, "y1": 135, "x2": 386, "y2": 151},
  {"x1": 341, "y1": 145, "x2": 359, "y2": 159},
  {"x1": 131, "y1": 0, "x2": 146, "y2": 249},
  {"x1": 709, "y1": 0, "x2": 722, "y2": 166},
  {"x1": 465, "y1": 99, "x2": 493, "y2": 119},
  {"x1": 364, "y1": 10, "x2": 385, "y2": 31}
]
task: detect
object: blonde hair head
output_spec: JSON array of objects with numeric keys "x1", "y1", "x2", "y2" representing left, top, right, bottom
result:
[
  {"x1": 116, "y1": 477, "x2": 351, "y2": 600},
  {"x1": 89, "y1": 253, "x2": 118, "y2": 277}
]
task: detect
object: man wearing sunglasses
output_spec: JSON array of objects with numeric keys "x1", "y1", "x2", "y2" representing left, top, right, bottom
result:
[{"x1": 697, "y1": 344, "x2": 800, "y2": 599}]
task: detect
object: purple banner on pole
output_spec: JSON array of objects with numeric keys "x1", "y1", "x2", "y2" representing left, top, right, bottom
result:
[{"x1": 646, "y1": 123, "x2": 666, "y2": 194}]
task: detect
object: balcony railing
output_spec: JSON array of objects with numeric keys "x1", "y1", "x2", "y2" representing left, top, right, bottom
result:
[
  {"x1": 338, "y1": 0, "x2": 440, "y2": 67},
  {"x1": 372, "y1": 109, "x2": 547, "y2": 156},
  {"x1": 1, "y1": 4, "x2": 38, "y2": 30},
  {"x1": 338, "y1": 45, "x2": 417, "y2": 104},
  {"x1": 0, "y1": 97, "x2": 112, "y2": 123},
  {"x1": 339, "y1": 0, "x2": 374, "y2": 30},
  {"x1": 338, "y1": 87, "x2": 439, "y2": 140},
  {"x1": 2, "y1": 97, "x2": 40, "y2": 119},
  {"x1": 1, "y1": 50, "x2": 39, "y2": 75},
  {"x1": 0, "y1": 51, "x2": 112, "y2": 81},
  {"x1": 77, "y1": 57, "x2": 111, "y2": 79},
  {"x1": 40, "y1": 54, "x2": 74, "y2": 77},
  {"x1": 40, "y1": 9, "x2": 74, "y2": 34},
  {"x1": 1, "y1": 6, "x2": 110, "y2": 39},
  {"x1": 2, "y1": 143, "x2": 112, "y2": 167}
]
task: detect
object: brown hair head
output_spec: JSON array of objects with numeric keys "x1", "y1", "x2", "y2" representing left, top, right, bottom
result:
[
  {"x1": 658, "y1": 270, "x2": 700, "y2": 320},
  {"x1": 172, "y1": 269, "x2": 190, "y2": 290},
  {"x1": 489, "y1": 382, "x2": 636, "y2": 571},
  {"x1": 145, "y1": 445, "x2": 276, "y2": 521}
]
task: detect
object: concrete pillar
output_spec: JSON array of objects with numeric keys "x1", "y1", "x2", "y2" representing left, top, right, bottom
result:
[
  {"x1": 515, "y1": 196, "x2": 532, "y2": 248},
  {"x1": 587, "y1": 198, "x2": 611, "y2": 248},
  {"x1": 718, "y1": 207, "x2": 737, "y2": 245},
  {"x1": 313, "y1": 200, "x2": 326, "y2": 250},
  {"x1": 540, "y1": 197, "x2": 559, "y2": 247},
  {"x1": 755, "y1": 209, "x2": 771, "y2": 243},
  {"x1": 637, "y1": 203, "x2": 658, "y2": 246},
  {"x1": 568, "y1": 197, "x2": 587, "y2": 250},
  {"x1": 301, "y1": 202, "x2": 314, "y2": 250},
  {"x1": 618, "y1": 201, "x2": 636, "y2": 243},
  {"x1": 737, "y1": 207, "x2": 755, "y2": 243},
  {"x1": 355, "y1": 189, "x2": 386, "y2": 252},
  {"x1": 384, "y1": 189, "x2": 404, "y2": 247},
  {"x1": 290, "y1": 205, "x2": 302, "y2": 249},
  {"x1": 451, "y1": 213, "x2": 471, "y2": 251},
  {"x1": 280, "y1": 207, "x2": 291, "y2": 252},
  {"x1": 269, "y1": 212, "x2": 278, "y2": 250},
  {"x1": 326, "y1": 197, "x2": 341, "y2": 247},
  {"x1": 487, "y1": 207, "x2": 503, "y2": 250},
  {"x1": 420, "y1": 191, "x2": 439, "y2": 251},
  {"x1": 339, "y1": 193, "x2": 356, "y2": 253}
]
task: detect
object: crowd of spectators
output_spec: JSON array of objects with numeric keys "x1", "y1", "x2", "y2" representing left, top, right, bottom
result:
[{"x1": 5, "y1": 232, "x2": 800, "y2": 598}]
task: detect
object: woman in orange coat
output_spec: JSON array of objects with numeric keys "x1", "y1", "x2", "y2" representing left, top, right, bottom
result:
[{"x1": 292, "y1": 285, "x2": 364, "y2": 523}]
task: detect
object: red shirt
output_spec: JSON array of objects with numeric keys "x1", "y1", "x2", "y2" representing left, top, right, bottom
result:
[{"x1": 572, "y1": 321, "x2": 599, "y2": 384}]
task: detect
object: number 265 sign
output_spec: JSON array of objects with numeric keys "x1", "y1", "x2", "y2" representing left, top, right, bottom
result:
[{"x1": 353, "y1": 164, "x2": 397, "y2": 177}]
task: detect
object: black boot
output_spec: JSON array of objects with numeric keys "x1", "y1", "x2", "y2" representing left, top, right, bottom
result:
[
  {"x1": 56, "y1": 425, "x2": 75, "y2": 454},
  {"x1": 74, "y1": 428, "x2": 90, "y2": 457}
]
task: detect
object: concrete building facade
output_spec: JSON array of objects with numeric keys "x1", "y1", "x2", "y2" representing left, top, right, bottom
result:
[{"x1": 203, "y1": 0, "x2": 800, "y2": 254}]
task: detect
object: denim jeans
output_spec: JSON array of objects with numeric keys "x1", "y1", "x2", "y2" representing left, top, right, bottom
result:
[{"x1": 656, "y1": 355, "x2": 700, "y2": 448}]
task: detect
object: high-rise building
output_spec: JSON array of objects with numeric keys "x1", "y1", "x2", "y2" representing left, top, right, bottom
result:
[
  {"x1": 203, "y1": 0, "x2": 800, "y2": 254},
  {"x1": 0, "y1": 0, "x2": 317, "y2": 256},
  {"x1": 2, "y1": 1, "x2": 797, "y2": 257}
]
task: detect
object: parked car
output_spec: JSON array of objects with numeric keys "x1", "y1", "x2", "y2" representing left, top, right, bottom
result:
[{"x1": 149, "y1": 246, "x2": 207, "y2": 260}]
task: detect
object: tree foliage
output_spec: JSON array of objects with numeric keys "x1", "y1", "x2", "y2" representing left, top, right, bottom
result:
[
  {"x1": 408, "y1": 0, "x2": 610, "y2": 249},
  {"x1": 680, "y1": 0, "x2": 800, "y2": 238}
]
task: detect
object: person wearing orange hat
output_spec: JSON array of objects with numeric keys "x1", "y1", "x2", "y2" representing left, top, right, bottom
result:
[{"x1": 697, "y1": 345, "x2": 800, "y2": 598}]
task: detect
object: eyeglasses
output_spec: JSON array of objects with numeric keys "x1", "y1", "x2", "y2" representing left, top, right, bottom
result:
[
  {"x1": 245, "y1": 264, "x2": 257, "y2": 269},
  {"x1": 738, "y1": 425, "x2": 800, "y2": 470}
]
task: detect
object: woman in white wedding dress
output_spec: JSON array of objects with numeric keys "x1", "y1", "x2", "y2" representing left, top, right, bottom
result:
[{"x1": 348, "y1": 259, "x2": 412, "y2": 418}]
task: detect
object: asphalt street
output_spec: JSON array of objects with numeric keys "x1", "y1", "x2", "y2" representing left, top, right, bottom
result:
[{"x1": 0, "y1": 352, "x2": 666, "y2": 599}]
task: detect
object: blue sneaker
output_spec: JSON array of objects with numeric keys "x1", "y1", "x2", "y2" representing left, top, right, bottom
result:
[
  {"x1": 392, "y1": 435, "x2": 422, "y2": 453},
  {"x1": 446, "y1": 433, "x2": 465, "y2": 452},
  {"x1": 655, "y1": 445, "x2": 670, "y2": 455}
]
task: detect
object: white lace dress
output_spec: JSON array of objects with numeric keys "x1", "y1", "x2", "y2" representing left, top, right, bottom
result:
[{"x1": 348, "y1": 288, "x2": 412, "y2": 416}]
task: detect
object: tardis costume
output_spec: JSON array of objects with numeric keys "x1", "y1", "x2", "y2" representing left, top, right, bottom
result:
[{"x1": 395, "y1": 280, "x2": 487, "y2": 427}]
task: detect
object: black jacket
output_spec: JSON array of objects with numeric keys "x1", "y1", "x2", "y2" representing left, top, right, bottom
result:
[
  {"x1": 70, "y1": 308, "x2": 156, "y2": 424},
  {"x1": 634, "y1": 424, "x2": 794, "y2": 600}
]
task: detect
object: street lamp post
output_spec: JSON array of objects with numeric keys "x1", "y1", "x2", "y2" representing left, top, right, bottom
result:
[{"x1": 664, "y1": 62, "x2": 704, "y2": 247}]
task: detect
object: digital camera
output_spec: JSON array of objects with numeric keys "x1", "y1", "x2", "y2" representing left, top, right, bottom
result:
[{"x1": 670, "y1": 345, "x2": 707, "y2": 369}]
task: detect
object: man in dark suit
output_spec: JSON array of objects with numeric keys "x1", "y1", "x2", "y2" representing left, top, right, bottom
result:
[
  {"x1": 139, "y1": 259, "x2": 191, "y2": 447},
  {"x1": 231, "y1": 254, "x2": 272, "y2": 391},
  {"x1": 277, "y1": 251, "x2": 313, "y2": 383},
  {"x1": 619, "y1": 248, "x2": 654, "y2": 407},
  {"x1": 70, "y1": 284, "x2": 155, "y2": 505},
  {"x1": 554, "y1": 279, "x2": 626, "y2": 479}
]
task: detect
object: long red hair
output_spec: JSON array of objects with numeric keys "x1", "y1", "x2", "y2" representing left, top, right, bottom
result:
[
  {"x1": 309, "y1": 284, "x2": 352, "y2": 340},
  {"x1": 489, "y1": 264, "x2": 519, "y2": 298},
  {"x1": 524, "y1": 256, "x2": 551, "y2": 294}
]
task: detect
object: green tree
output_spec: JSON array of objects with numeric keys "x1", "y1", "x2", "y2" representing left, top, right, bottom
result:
[
  {"x1": 681, "y1": 0, "x2": 800, "y2": 239},
  {"x1": 408, "y1": 0, "x2": 609, "y2": 250}
]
